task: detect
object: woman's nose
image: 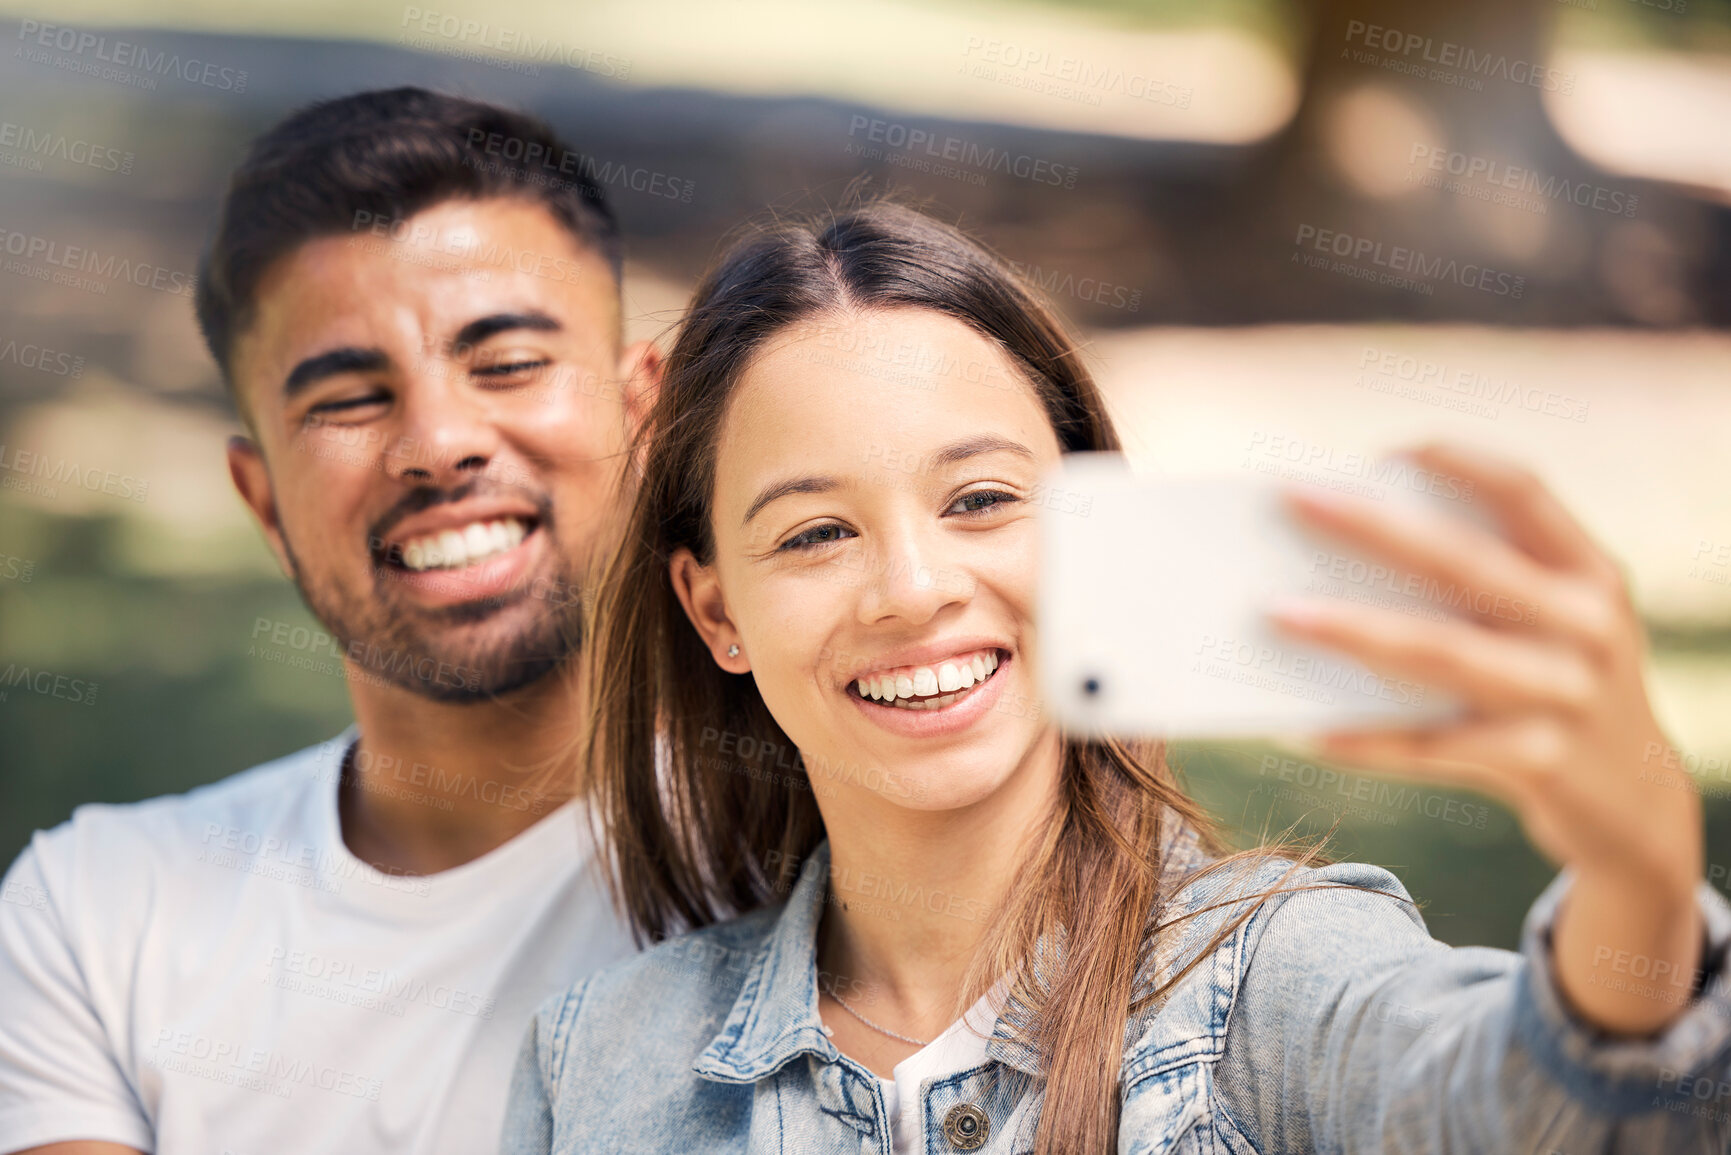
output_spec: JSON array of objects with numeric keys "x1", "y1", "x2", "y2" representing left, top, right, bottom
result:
[{"x1": 856, "y1": 533, "x2": 969, "y2": 624}]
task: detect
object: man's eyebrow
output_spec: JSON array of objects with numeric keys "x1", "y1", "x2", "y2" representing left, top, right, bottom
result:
[
  {"x1": 282, "y1": 347, "x2": 390, "y2": 400},
  {"x1": 451, "y1": 310, "x2": 562, "y2": 350},
  {"x1": 739, "y1": 435, "x2": 1035, "y2": 529}
]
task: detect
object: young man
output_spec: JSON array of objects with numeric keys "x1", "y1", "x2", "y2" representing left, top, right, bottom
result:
[{"x1": 0, "y1": 88, "x2": 661, "y2": 1154}]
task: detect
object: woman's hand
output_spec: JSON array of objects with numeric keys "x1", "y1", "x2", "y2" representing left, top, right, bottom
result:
[{"x1": 1268, "y1": 441, "x2": 1706, "y2": 1036}]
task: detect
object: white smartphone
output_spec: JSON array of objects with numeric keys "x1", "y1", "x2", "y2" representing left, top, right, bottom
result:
[{"x1": 1035, "y1": 451, "x2": 1484, "y2": 739}]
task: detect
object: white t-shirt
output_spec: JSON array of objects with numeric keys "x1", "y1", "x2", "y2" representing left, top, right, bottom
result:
[{"x1": 0, "y1": 728, "x2": 638, "y2": 1155}]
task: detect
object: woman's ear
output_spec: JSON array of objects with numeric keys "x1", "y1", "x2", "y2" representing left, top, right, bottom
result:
[{"x1": 668, "y1": 546, "x2": 749, "y2": 672}]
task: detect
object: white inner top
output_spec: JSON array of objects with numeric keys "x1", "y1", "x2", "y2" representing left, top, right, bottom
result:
[{"x1": 874, "y1": 985, "x2": 1004, "y2": 1155}]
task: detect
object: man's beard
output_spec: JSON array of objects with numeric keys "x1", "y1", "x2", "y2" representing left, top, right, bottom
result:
[{"x1": 279, "y1": 487, "x2": 581, "y2": 704}]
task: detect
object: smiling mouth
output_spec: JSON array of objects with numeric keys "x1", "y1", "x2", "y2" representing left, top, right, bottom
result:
[
  {"x1": 849, "y1": 648, "x2": 1007, "y2": 711},
  {"x1": 376, "y1": 516, "x2": 540, "y2": 573}
]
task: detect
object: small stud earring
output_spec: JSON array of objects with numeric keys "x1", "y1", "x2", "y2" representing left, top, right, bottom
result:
[{"x1": 727, "y1": 643, "x2": 739, "y2": 657}]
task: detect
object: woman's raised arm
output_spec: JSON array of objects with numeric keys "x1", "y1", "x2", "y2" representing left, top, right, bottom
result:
[
  {"x1": 1268, "y1": 441, "x2": 1709, "y2": 1037},
  {"x1": 1191, "y1": 856, "x2": 1731, "y2": 1154}
]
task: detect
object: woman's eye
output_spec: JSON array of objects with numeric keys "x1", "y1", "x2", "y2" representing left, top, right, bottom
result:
[
  {"x1": 780, "y1": 523, "x2": 855, "y2": 552},
  {"x1": 949, "y1": 489, "x2": 1019, "y2": 517}
]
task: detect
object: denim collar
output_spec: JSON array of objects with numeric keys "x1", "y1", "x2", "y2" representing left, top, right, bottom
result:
[
  {"x1": 691, "y1": 841, "x2": 844, "y2": 1083},
  {"x1": 691, "y1": 815, "x2": 1212, "y2": 1086},
  {"x1": 688, "y1": 841, "x2": 1052, "y2": 1084}
]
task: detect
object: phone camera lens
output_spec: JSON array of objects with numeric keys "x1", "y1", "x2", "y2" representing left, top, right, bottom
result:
[{"x1": 1082, "y1": 676, "x2": 1101, "y2": 696}]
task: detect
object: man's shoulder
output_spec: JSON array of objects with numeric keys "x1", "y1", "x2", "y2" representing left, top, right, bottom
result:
[{"x1": 16, "y1": 731, "x2": 350, "y2": 884}]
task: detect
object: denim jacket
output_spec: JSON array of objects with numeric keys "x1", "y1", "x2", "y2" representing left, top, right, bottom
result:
[{"x1": 502, "y1": 826, "x2": 1731, "y2": 1153}]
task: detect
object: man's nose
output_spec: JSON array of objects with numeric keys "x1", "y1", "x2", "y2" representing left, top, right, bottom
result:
[{"x1": 387, "y1": 377, "x2": 502, "y2": 486}]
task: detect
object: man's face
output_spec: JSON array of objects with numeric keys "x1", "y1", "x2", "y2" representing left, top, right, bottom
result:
[{"x1": 227, "y1": 197, "x2": 651, "y2": 701}]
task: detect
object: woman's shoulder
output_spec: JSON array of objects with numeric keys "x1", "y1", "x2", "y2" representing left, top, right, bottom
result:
[
  {"x1": 513, "y1": 905, "x2": 784, "y2": 1148},
  {"x1": 529, "y1": 901, "x2": 787, "y2": 1077},
  {"x1": 1155, "y1": 812, "x2": 1419, "y2": 928},
  {"x1": 1163, "y1": 847, "x2": 1425, "y2": 941},
  {"x1": 1122, "y1": 853, "x2": 1440, "y2": 1075},
  {"x1": 1138, "y1": 852, "x2": 1434, "y2": 1015},
  {"x1": 560, "y1": 901, "x2": 785, "y2": 1014}
]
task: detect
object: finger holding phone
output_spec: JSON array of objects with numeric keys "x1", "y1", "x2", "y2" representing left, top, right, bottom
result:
[{"x1": 1267, "y1": 440, "x2": 1707, "y2": 1038}]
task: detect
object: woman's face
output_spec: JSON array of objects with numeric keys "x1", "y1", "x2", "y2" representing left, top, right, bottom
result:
[{"x1": 678, "y1": 306, "x2": 1065, "y2": 813}]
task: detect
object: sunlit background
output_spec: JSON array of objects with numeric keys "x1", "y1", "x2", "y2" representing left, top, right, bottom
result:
[{"x1": 2, "y1": 0, "x2": 1728, "y2": 948}]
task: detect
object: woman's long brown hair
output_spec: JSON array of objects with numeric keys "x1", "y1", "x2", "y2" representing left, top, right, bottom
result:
[{"x1": 576, "y1": 197, "x2": 1375, "y2": 1152}]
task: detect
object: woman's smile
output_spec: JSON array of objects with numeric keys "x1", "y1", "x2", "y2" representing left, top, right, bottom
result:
[
  {"x1": 849, "y1": 646, "x2": 1004, "y2": 709},
  {"x1": 843, "y1": 646, "x2": 1015, "y2": 738}
]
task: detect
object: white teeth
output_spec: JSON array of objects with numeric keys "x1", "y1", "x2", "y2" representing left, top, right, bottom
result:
[
  {"x1": 856, "y1": 649, "x2": 1002, "y2": 707},
  {"x1": 398, "y1": 518, "x2": 531, "y2": 572},
  {"x1": 463, "y1": 523, "x2": 492, "y2": 557}
]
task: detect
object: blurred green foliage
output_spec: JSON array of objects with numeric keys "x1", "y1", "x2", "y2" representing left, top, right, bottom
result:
[{"x1": 1, "y1": 503, "x2": 353, "y2": 871}]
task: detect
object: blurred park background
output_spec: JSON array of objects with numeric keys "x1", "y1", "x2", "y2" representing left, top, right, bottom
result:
[{"x1": 1, "y1": 0, "x2": 1728, "y2": 948}]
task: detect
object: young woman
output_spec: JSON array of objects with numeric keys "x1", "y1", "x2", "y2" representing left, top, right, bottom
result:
[{"x1": 501, "y1": 200, "x2": 1728, "y2": 1153}]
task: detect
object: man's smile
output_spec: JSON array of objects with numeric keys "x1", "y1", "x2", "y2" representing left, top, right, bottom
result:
[{"x1": 369, "y1": 493, "x2": 552, "y2": 608}]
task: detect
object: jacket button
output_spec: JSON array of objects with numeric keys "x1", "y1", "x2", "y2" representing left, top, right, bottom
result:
[{"x1": 942, "y1": 1102, "x2": 989, "y2": 1150}]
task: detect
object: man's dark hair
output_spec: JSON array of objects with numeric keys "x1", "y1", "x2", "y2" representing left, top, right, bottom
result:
[{"x1": 194, "y1": 86, "x2": 623, "y2": 402}]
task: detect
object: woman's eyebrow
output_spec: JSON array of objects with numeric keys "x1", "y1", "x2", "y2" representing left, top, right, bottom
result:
[
  {"x1": 741, "y1": 477, "x2": 838, "y2": 529},
  {"x1": 739, "y1": 434, "x2": 1035, "y2": 528},
  {"x1": 928, "y1": 434, "x2": 1035, "y2": 469}
]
